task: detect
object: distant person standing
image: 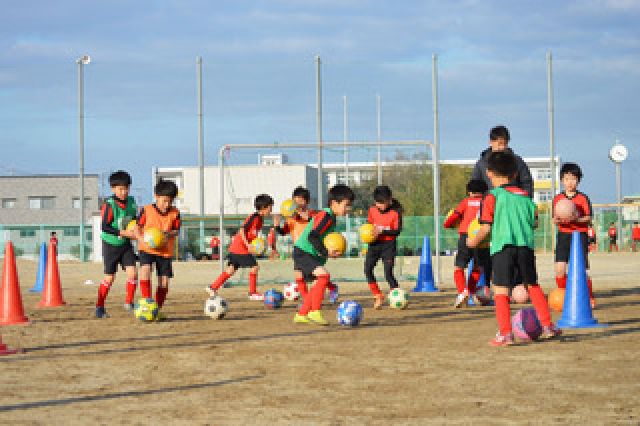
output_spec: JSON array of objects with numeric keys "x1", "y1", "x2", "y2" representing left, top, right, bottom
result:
[
  {"x1": 608, "y1": 222, "x2": 618, "y2": 252},
  {"x1": 631, "y1": 222, "x2": 640, "y2": 252},
  {"x1": 471, "y1": 125, "x2": 533, "y2": 198},
  {"x1": 50, "y1": 231, "x2": 58, "y2": 255}
]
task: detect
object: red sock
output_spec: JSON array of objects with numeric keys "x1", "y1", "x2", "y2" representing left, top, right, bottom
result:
[
  {"x1": 296, "y1": 277, "x2": 308, "y2": 297},
  {"x1": 555, "y1": 275, "x2": 567, "y2": 289},
  {"x1": 494, "y1": 294, "x2": 512, "y2": 335},
  {"x1": 155, "y1": 286, "x2": 168, "y2": 308},
  {"x1": 326, "y1": 281, "x2": 337, "y2": 292},
  {"x1": 468, "y1": 268, "x2": 480, "y2": 294},
  {"x1": 298, "y1": 282, "x2": 313, "y2": 315},
  {"x1": 125, "y1": 279, "x2": 137, "y2": 304},
  {"x1": 311, "y1": 275, "x2": 329, "y2": 311},
  {"x1": 249, "y1": 272, "x2": 258, "y2": 295},
  {"x1": 140, "y1": 280, "x2": 152, "y2": 298},
  {"x1": 587, "y1": 277, "x2": 594, "y2": 299},
  {"x1": 96, "y1": 280, "x2": 112, "y2": 307},
  {"x1": 453, "y1": 269, "x2": 466, "y2": 294},
  {"x1": 211, "y1": 272, "x2": 231, "y2": 291},
  {"x1": 527, "y1": 284, "x2": 551, "y2": 327},
  {"x1": 368, "y1": 282, "x2": 382, "y2": 296}
]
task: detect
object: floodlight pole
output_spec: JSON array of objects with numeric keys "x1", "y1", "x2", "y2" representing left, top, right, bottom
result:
[
  {"x1": 376, "y1": 94, "x2": 382, "y2": 185},
  {"x1": 547, "y1": 51, "x2": 556, "y2": 253},
  {"x1": 76, "y1": 55, "x2": 90, "y2": 262},
  {"x1": 315, "y1": 55, "x2": 323, "y2": 209},
  {"x1": 343, "y1": 95, "x2": 350, "y2": 256},
  {"x1": 197, "y1": 56, "x2": 205, "y2": 254},
  {"x1": 615, "y1": 158, "x2": 622, "y2": 243},
  {"x1": 432, "y1": 54, "x2": 441, "y2": 286}
]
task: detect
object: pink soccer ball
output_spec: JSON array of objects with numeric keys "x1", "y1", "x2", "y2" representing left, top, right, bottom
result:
[
  {"x1": 511, "y1": 285, "x2": 529, "y2": 304},
  {"x1": 512, "y1": 307, "x2": 542, "y2": 341}
]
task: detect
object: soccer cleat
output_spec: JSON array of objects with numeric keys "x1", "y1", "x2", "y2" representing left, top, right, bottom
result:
[
  {"x1": 471, "y1": 293, "x2": 491, "y2": 306},
  {"x1": 307, "y1": 310, "x2": 329, "y2": 326},
  {"x1": 95, "y1": 306, "x2": 110, "y2": 319},
  {"x1": 206, "y1": 286, "x2": 217, "y2": 297},
  {"x1": 248, "y1": 293, "x2": 264, "y2": 301},
  {"x1": 489, "y1": 332, "x2": 514, "y2": 347},
  {"x1": 293, "y1": 313, "x2": 311, "y2": 324},
  {"x1": 540, "y1": 324, "x2": 562, "y2": 340},
  {"x1": 328, "y1": 287, "x2": 339, "y2": 304},
  {"x1": 123, "y1": 303, "x2": 135, "y2": 312},
  {"x1": 373, "y1": 294, "x2": 385, "y2": 309},
  {"x1": 454, "y1": 290, "x2": 469, "y2": 308}
]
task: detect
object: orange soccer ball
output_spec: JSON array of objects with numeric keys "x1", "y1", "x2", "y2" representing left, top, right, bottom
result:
[{"x1": 548, "y1": 288, "x2": 565, "y2": 312}]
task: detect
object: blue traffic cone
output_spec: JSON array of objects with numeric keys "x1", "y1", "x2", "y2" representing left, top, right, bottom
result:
[
  {"x1": 30, "y1": 242, "x2": 47, "y2": 293},
  {"x1": 557, "y1": 231, "x2": 607, "y2": 329},
  {"x1": 413, "y1": 236, "x2": 438, "y2": 292}
]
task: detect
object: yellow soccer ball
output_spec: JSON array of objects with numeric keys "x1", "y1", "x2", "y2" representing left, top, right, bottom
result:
[
  {"x1": 467, "y1": 218, "x2": 489, "y2": 248},
  {"x1": 251, "y1": 237, "x2": 266, "y2": 255},
  {"x1": 324, "y1": 232, "x2": 346, "y2": 256},
  {"x1": 359, "y1": 223, "x2": 376, "y2": 244},
  {"x1": 280, "y1": 199, "x2": 297, "y2": 218},
  {"x1": 144, "y1": 227, "x2": 166, "y2": 249}
]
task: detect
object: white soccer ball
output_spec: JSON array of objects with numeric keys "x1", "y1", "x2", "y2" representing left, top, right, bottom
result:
[
  {"x1": 388, "y1": 288, "x2": 409, "y2": 309},
  {"x1": 84, "y1": 279, "x2": 95, "y2": 286},
  {"x1": 283, "y1": 282, "x2": 300, "y2": 301},
  {"x1": 204, "y1": 296, "x2": 228, "y2": 319}
]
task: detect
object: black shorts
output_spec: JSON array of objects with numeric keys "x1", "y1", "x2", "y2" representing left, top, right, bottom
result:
[
  {"x1": 609, "y1": 236, "x2": 617, "y2": 244},
  {"x1": 138, "y1": 251, "x2": 173, "y2": 278},
  {"x1": 366, "y1": 240, "x2": 397, "y2": 265},
  {"x1": 102, "y1": 241, "x2": 136, "y2": 275},
  {"x1": 555, "y1": 232, "x2": 589, "y2": 267},
  {"x1": 293, "y1": 247, "x2": 324, "y2": 282},
  {"x1": 491, "y1": 246, "x2": 537, "y2": 288},
  {"x1": 454, "y1": 234, "x2": 491, "y2": 270},
  {"x1": 227, "y1": 253, "x2": 257, "y2": 269},
  {"x1": 588, "y1": 237, "x2": 596, "y2": 245}
]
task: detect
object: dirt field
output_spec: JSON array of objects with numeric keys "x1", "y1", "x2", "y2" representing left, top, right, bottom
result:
[{"x1": 1, "y1": 252, "x2": 639, "y2": 424}]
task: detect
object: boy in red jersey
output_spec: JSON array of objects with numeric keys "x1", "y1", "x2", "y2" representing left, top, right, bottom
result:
[
  {"x1": 632, "y1": 222, "x2": 640, "y2": 252},
  {"x1": 365, "y1": 185, "x2": 403, "y2": 309},
  {"x1": 292, "y1": 184, "x2": 354, "y2": 325},
  {"x1": 275, "y1": 186, "x2": 339, "y2": 302},
  {"x1": 208, "y1": 194, "x2": 274, "y2": 300},
  {"x1": 608, "y1": 222, "x2": 618, "y2": 252},
  {"x1": 552, "y1": 163, "x2": 595, "y2": 308},
  {"x1": 444, "y1": 179, "x2": 491, "y2": 308},
  {"x1": 136, "y1": 179, "x2": 181, "y2": 319},
  {"x1": 468, "y1": 151, "x2": 560, "y2": 346},
  {"x1": 587, "y1": 224, "x2": 597, "y2": 253},
  {"x1": 95, "y1": 171, "x2": 139, "y2": 318}
]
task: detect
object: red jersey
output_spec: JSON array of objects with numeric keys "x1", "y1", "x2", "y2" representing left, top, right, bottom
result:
[
  {"x1": 444, "y1": 196, "x2": 482, "y2": 234},
  {"x1": 367, "y1": 202, "x2": 402, "y2": 242},
  {"x1": 552, "y1": 191, "x2": 592, "y2": 233},
  {"x1": 587, "y1": 227, "x2": 596, "y2": 239},
  {"x1": 632, "y1": 226, "x2": 640, "y2": 241},
  {"x1": 228, "y1": 212, "x2": 263, "y2": 255},
  {"x1": 608, "y1": 226, "x2": 617, "y2": 237},
  {"x1": 209, "y1": 236, "x2": 220, "y2": 248},
  {"x1": 479, "y1": 185, "x2": 531, "y2": 225}
]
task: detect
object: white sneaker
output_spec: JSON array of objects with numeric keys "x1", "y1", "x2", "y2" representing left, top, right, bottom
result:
[
  {"x1": 454, "y1": 291, "x2": 469, "y2": 308},
  {"x1": 206, "y1": 286, "x2": 217, "y2": 297},
  {"x1": 248, "y1": 293, "x2": 264, "y2": 301}
]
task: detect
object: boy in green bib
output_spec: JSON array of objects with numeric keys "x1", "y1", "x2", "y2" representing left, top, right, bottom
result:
[
  {"x1": 467, "y1": 152, "x2": 561, "y2": 346},
  {"x1": 293, "y1": 184, "x2": 354, "y2": 325},
  {"x1": 95, "y1": 171, "x2": 140, "y2": 318}
]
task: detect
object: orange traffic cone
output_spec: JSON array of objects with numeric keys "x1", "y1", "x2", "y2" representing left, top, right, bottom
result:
[
  {"x1": 38, "y1": 242, "x2": 65, "y2": 307},
  {"x1": 0, "y1": 241, "x2": 29, "y2": 325}
]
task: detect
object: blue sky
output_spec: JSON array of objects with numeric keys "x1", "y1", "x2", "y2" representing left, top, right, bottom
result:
[{"x1": 1, "y1": 0, "x2": 639, "y2": 204}]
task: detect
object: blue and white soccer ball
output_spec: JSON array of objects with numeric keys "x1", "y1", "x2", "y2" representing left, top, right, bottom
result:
[
  {"x1": 336, "y1": 300, "x2": 363, "y2": 326},
  {"x1": 134, "y1": 298, "x2": 159, "y2": 322},
  {"x1": 264, "y1": 288, "x2": 284, "y2": 309}
]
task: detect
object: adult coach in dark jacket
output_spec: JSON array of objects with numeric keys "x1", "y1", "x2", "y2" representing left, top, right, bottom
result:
[{"x1": 471, "y1": 125, "x2": 533, "y2": 198}]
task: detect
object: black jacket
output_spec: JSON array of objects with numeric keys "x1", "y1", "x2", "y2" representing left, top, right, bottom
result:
[{"x1": 471, "y1": 147, "x2": 533, "y2": 198}]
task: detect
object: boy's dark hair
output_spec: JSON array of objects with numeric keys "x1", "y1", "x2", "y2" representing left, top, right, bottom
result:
[
  {"x1": 560, "y1": 162, "x2": 583, "y2": 181},
  {"x1": 328, "y1": 184, "x2": 355, "y2": 205},
  {"x1": 490, "y1": 125, "x2": 510, "y2": 142},
  {"x1": 292, "y1": 186, "x2": 310, "y2": 202},
  {"x1": 109, "y1": 170, "x2": 131, "y2": 187},
  {"x1": 467, "y1": 179, "x2": 488, "y2": 194},
  {"x1": 487, "y1": 151, "x2": 517, "y2": 178},
  {"x1": 50, "y1": 231, "x2": 56, "y2": 236},
  {"x1": 254, "y1": 194, "x2": 274, "y2": 210},
  {"x1": 373, "y1": 185, "x2": 393, "y2": 203},
  {"x1": 154, "y1": 179, "x2": 178, "y2": 198}
]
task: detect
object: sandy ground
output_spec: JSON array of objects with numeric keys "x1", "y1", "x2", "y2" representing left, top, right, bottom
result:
[{"x1": 0, "y1": 252, "x2": 639, "y2": 425}]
